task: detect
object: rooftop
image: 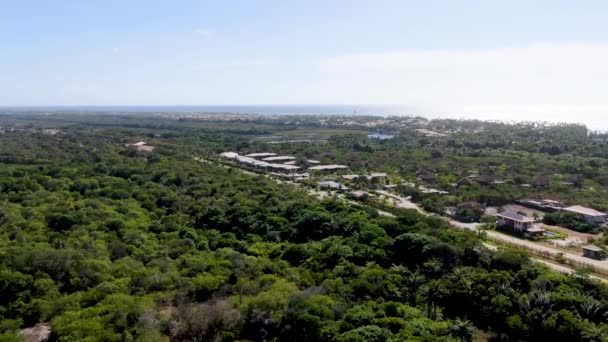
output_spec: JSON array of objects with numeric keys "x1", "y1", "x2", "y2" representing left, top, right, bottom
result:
[
  {"x1": 564, "y1": 205, "x2": 607, "y2": 217},
  {"x1": 317, "y1": 181, "x2": 348, "y2": 190},
  {"x1": 245, "y1": 152, "x2": 277, "y2": 158},
  {"x1": 309, "y1": 164, "x2": 349, "y2": 171},
  {"x1": 369, "y1": 172, "x2": 387, "y2": 178},
  {"x1": 262, "y1": 156, "x2": 297, "y2": 162},
  {"x1": 583, "y1": 245, "x2": 604, "y2": 252},
  {"x1": 497, "y1": 211, "x2": 535, "y2": 223}
]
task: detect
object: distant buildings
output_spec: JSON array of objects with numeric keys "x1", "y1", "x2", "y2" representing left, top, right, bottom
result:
[
  {"x1": 127, "y1": 141, "x2": 155, "y2": 152},
  {"x1": 367, "y1": 133, "x2": 394, "y2": 140},
  {"x1": 219, "y1": 152, "x2": 300, "y2": 173},
  {"x1": 416, "y1": 169, "x2": 438, "y2": 182},
  {"x1": 308, "y1": 164, "x2": 349, "y2": 172},
  {"x1": 517, "y1": 199, "x2": 564, "y2": 211}
]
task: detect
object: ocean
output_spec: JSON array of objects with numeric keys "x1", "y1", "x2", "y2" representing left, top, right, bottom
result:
[{"x1": 2, "y1": 104, "x2": 606, "y2": 131}]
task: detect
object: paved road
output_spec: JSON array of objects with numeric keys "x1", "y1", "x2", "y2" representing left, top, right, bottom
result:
[
  {"x1": 203, "y1": 158, "x2": 608, "y2": 278},
  {"x1": 372, "y1": 187, "x2": 608, "y2": 277},
  {"x1": 449, "y1": 220, "x2": 608, "y2": 275}
]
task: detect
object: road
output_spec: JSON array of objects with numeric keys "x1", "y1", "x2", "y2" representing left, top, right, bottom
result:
[
  {"x1": 371, "y1": 187, "x2": 608, "y2": 277},
  {"x1": 199, "y1": 157, "x2": 608, "y2": 278},
  {"x1": 449, "y1": 219, "x2": 608, "y2": 275}
]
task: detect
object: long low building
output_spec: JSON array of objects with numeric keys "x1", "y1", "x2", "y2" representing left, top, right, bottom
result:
[
  {"x1": 308, "y1": 164, "x2": 349, "y2": 172},
  {"x1": 262, "y1": 156, "x2": 297, "y2": 162},
  {"x1": 245, "y1": 152, "x2": 277, "y2": 158},
  {"x1": 562, "y1": 205, "x2": 607, "y2": 224},
  {"x1": 220, "y1": 152, "x2": 300, "y2": 173}
]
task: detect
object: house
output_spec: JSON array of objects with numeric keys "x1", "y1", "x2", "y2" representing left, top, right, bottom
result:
[
  {"x1": 416, "y1": 169, "x2": 437, "y2": 182},
  {"x1": 562, "y1": 205, "x2": 607, "y2": 224},
  {"x1": 474, "y1": 174, "x2": 495, "y2": 186},
  {"x1": 496, "y1": 211, "x2": 536, "y2": 233},
  {"x1": 366, "y1": 172, "x2": 387, "y2": 180},
  {"x1": 582, "y1": 245, "x2": 605, "y2": 260},
  {"x1": 342, "y1": 174, "x2": 360, "y2": 181},
  {"x1": 349, "y1": 190, "x2": 367, "y2": 200}
]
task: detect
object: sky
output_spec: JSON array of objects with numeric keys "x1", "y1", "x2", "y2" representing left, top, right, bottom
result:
[{"x1": 2, "y1": 0, "x2": 608, "y2": 128}]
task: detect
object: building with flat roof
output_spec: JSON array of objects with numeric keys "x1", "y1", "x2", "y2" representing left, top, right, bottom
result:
[
  {"x1": 583, "y1": 245, "x2": 605, "y2": 260},
  {"x1": 262, "y1": 156, "x2": 297, "y2": 162},
  {"x1": 309, "y1": 165, "x2": 349, "y2": 172},
  {"x1": 245, "y1": 152, "x2": 277, "y2": 158},
  {"x1": 563, "y1": 205, "x2": 607, "y2": 224}
]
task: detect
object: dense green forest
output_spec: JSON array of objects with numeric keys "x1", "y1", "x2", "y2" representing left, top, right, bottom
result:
[{"x1": 1, "y1": 113, "x2": 607, "y2": 341}]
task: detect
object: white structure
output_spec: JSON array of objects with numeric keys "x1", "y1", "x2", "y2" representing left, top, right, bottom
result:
[
  {"x1": 309, "y1": 165, "x2": 348, "y2": 172},
  {"x1": 220, "y1": 152, "x2": 300, "y2": 173},
  {"x1": 262, "y1": 156, "x2": 297, "y2": 162},
  {"x1": 563, "y1": 205, "x2": 607, "y2": 224},
  {"x1": 245, "y1": 152, "x2": 277, "y2": 158}
]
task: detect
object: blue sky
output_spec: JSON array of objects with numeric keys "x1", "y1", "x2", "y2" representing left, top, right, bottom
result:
[{"x1": 3, "y1": 0, "x2": 608, "y2": 126}]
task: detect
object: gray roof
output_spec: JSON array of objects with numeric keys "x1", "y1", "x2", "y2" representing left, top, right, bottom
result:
[
  {"x1": 583, "y1": 245, "x2": 604, "y2": 252},
  {"x1": 497, "y1": 211, "x2": 535, "y2": 223},
  {"x1": 564, "y1": 205, "x2": 607, "y2": 217}
]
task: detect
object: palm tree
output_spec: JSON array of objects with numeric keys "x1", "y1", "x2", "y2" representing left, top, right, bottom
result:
[
  {"x1": 580, "y1": 324, "x2": 607, "y2": 342},
  {"x1": 423, "y1": 258, "x2": 443, "y2": 278},
  {"x1": 405, "y1": 269, "x2": 426, "y2": 307},
  {"x1": 578, "y1": 298, "x2": 604, "y2": 320},
  {"x1": 449, "y1": 318, "x2": 474, "y2": 342},
  {"x1": 421, "y1": 279, "x2": 446, "y2": 319}
]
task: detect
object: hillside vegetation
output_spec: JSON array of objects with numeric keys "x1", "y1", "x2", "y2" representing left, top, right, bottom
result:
[{"x1": 0, "y1": 113, "x2": 607, "y2": 341}]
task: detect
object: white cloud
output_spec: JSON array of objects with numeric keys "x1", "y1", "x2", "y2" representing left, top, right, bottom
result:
[{"x1": 317, "y1": 43, "x2": 608, "y2": 128}]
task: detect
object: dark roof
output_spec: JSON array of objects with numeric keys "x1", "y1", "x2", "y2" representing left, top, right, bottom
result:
[
  {"x1": 497, "y1": 211, "x2": 534, "y2": 223},
  {"x1": 416, "y1": 169, "x2": 437, "y2": 181},
  {"x1": 475, "y1": 174, "x2": 495, "y2": 185}
]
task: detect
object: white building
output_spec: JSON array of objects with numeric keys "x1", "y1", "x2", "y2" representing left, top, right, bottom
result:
[{"x1": 563, "y1": 205, "x2": 607, "y2": 224}]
